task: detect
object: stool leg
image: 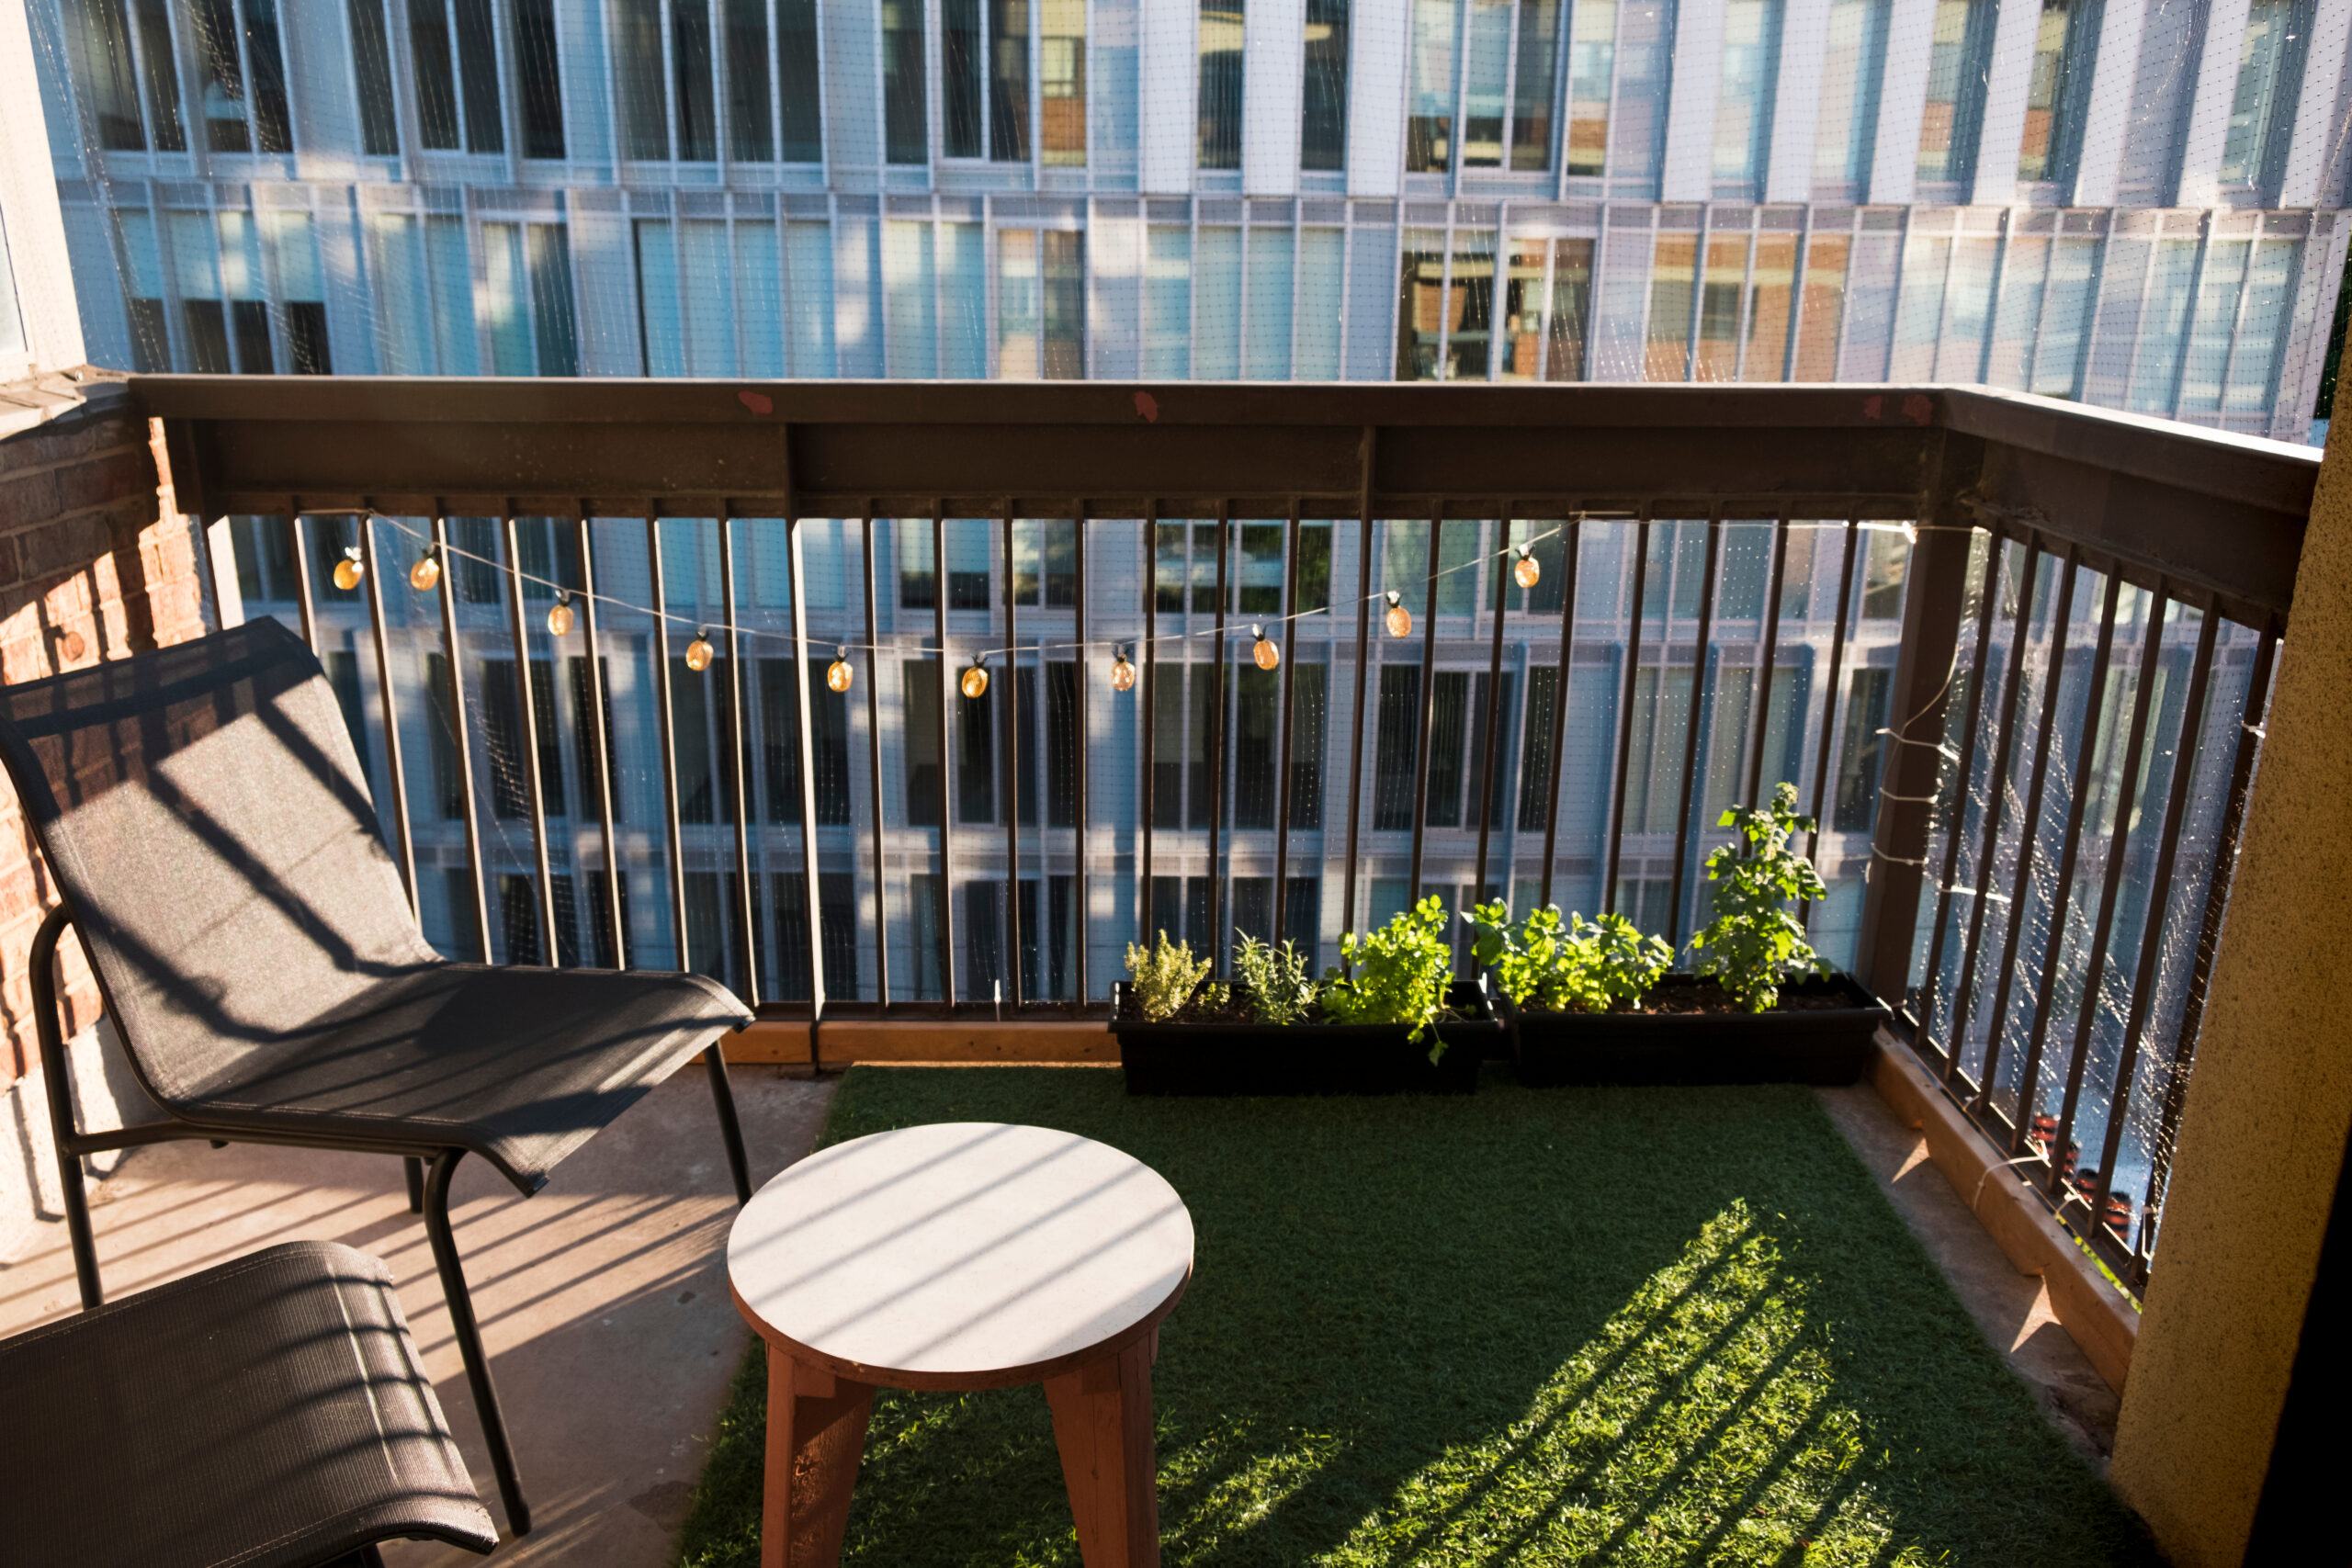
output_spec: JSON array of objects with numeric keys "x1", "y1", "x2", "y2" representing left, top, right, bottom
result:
[
  {"x1": 763, "y1": 1345, "x2": 874, "y2": 1568},
  {"x1": 1043, "y1": 1335, "x2": 1159, "y2": 1568}
]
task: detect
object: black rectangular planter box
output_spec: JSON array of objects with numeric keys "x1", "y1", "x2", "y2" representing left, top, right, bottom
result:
[
  {"x1": 1114, "y1": 980, "x2": 1502, "y2": 1096},
  {"x1": 1504, "y1": 974, "x2": 1889, "y2": 1087}
]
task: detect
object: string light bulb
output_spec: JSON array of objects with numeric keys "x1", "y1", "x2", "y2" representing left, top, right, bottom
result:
[
  {"x1": 1385, "y1": 591, "x2": 1412, "y2": 638},
  {"x1": 1251, "y1": 625, "x2": 1280, "y2": 671},
  {"x1": 409, "y1": 547, "x2": 442, "y2": 592},
  {"x1": 1513, "y1": 545, "x2": 1541, "y2": 590},
  {"x1": 685, "y1": 629, "x2": 715, "y2": 671},
  {"x1": 827, "y1": 647, "x2": 854, "y2": 693},
  {"x1": 1110, "y1": 646, "x2": 1136, "y2": 692},
  {"x1": 960, "y1": 660, "x2": 990, "y2": 700},
  {"x1": 332, "y1": 547, "x2": 364, "y2": 592},
  {"x1": 547, "y1": 594, "x2": 575, "y2": 637}
]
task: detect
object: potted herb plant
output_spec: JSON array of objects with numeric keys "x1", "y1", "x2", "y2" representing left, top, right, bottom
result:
[
  {"x1": 1472, "y1": 784, "x2": 1889, "y2": 1086},
  {"x1": 1113, "y1": 898, "x2": 1502, "y2": 1095}
]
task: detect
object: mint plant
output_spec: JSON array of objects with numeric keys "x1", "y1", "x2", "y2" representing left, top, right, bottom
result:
[
  {"x1": 1322, "y1": 897, "x2": 1458, "y2": 1059},
  {"x1": 1232, "y1": 932, "x2": 1320, "y2": 1025},
  {"x1": 1466, "y1": 901, "x2": 1670, "y2": 1014},
  {"x1": 1124, "y1": 932, "x2": 1211, "y2": 1021},
  {"x1": 1685, "y1": 782, "x2": 1831, "y2": 1011}
]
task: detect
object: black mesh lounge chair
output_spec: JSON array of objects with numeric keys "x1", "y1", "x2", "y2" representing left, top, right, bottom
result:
[
  {"x1": 0, "y1": 617, "x2": 755, "y2": 1537},
  {"x1": 0, "y1": 1240, "x2": 496, "y2": 1567}
]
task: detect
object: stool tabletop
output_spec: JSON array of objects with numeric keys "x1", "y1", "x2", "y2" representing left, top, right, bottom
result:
[{"x1": 728, "y1": 1122, "x2": 1194, "y2": 1387}]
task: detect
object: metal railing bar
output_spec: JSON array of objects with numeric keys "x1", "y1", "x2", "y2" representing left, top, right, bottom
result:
[
  {"x1": 1603, "y1": 510, "x2": 1654, "y2": 917},
  {"x1": 861, "y1": 506, "x2": 888, "y2": 1006},
  {"x1": 1002, "y1": 502, "x2": 1022, "y2": 1006},
  {"x1": 1140, "y1": 505, "x2": 1157, "y2": 943},
  {"x1": 428, "y1": 513, "x2": 495, "y2": 963},
  {"x1": 1474, "y1": 512, "x2": 1513, "y2": 906},
  {"x1": 1943, "y1": 540, "x2": 2042, "y2": 1088},
  {"x1": 502, "y1": 511, "x2": 560, "y2": 964},
  {"x1": 1917, "y1": 525, "x2": 2007, "y2": 1058},
  {"x1": 2141, "y1": 620, "x2": 2279, "y2": 1262},
  {"x1": 356, "y1": 509, "x2": 417, "y2": 914},
  {"x1": 1272, "y1": 501, "x2": 1302, "y2": 949},
  {"x1": 1537, "y1": 513, "x2": 1581, "y2": 911},
  {"x1": 933, "y1": 503, "x2": 958, "y2": 1003},
  {"x1": 288, "y1": 513, "x2": 319, "y2": 652},
  {"x1": 1208, "y1": 501, "x2": 1230, "y2": 971},
  {"x1": 2098, "y1": 603, "x2": 2220, "y2": 1269},
  {"x1": 1073, "y1": 511, "x2": 1091, "y2": 1001},
  {"x1": 1406, "y1": 509, "x2": 1443, "y2": 906},
  {"x1": 1340, "y1": 428, "x2": 1377, "y2": 945},
  {"x1": 720, "y1": 515, "x2": 760, "y2": 1003},
  {"x1": 1667, "y1": 510, "x2": 1724, "y2": 945},
  {"x1": 785, "y1": 514, "x2": 826, "y2": 1022},
  {"x1": 2011, "y1": 568, "x2": 2124, "y2": 1159},
  {"x1": 2050, "y1": 580, "x2": 2169, "y2": 1202},
  {"x1": 1801, "y1": 516, "x2": 1860, "y2": 908},
  {"x1": 1743, "y1": 511, "x2": 1791, "y2": 807},
  {"x1": 1977, "y1": 548, "x2": 2082, "y2": 1110},
  {"x1": 646, "y1": 516, "x2": 693, "y2": 976},
  {"x1": 575, "y1": 511, "x2": 625, "y2": 968}
]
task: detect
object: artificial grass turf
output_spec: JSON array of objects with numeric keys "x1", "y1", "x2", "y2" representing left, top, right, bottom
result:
[{"x1": 677, "y1": 1066, "x2": 2156, "y2": 1567}]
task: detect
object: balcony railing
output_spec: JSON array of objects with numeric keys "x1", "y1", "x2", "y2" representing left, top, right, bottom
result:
[{"x1": 136, "y1": 377, "x2": 2314, "y2": 1297}]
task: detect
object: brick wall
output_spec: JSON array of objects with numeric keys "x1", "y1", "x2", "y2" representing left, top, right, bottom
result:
[{"x1": 0, "y1": 380, "x2": 209, "y2": 1087}]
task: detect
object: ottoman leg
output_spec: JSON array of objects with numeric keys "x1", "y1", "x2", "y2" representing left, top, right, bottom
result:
[
  {"x1": 1044, "y1": 1335, "x2": 1159, "y2": 1568},
  {"x1": 762, "y1": 1346, "x2": 875, "y2": 1568}
]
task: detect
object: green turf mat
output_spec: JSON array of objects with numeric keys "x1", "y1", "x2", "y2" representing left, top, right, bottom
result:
[{"x1": 679, "y1": 1066, "x2": 2154, "y2": 1567}]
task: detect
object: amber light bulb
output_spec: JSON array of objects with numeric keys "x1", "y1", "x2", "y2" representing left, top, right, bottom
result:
[
  {"x1": 1251, "y1": 625, "x2": 1280, "y2": 671},
  {"x1": 547, "y1": 596, "x2": 576, "y2": 637},
  {"x1": 1513, "y1": 547, "x2": 1542, "y2": 590},
  {"x1": 1384, "y1": 592, "x2": 1412, "y2": 638},
  {"x1": 685, "y1": 631, "x2": 715, "y2": 671},
  {"x1": 827, "y1": 648, "x2": 854, "y2": 693},
  {"x1": 1110, "y1": 649, "x2": 1137, "y2": 692},
  {"x1": 409, "y1": 550, "x2": 442, "y2": 592},
  {"x1": 332, "y1": 548, "x2": 364, "y2": 591},
  {"x1": 961, "y1": 661, "x2": 990, "y2": 699}
]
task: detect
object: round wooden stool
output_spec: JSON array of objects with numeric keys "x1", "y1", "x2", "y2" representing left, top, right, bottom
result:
[{"x1": 728, "y1": 1122, "x2": 1194, "y2": 1568}]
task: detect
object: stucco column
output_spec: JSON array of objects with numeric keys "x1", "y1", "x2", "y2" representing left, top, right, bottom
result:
[{"x1": 2109, "y1": 422, "x2": 2352, "y2": 1564}]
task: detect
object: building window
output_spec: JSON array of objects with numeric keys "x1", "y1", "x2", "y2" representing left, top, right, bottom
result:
[
  {"x1": 999, "y1": 229, "x2": 1084, "y2": 378},
  {"x1": 1302, "y1": 0, "x2": 1350, "y2": 169},
  {"x1": 1396, "y1": 228, "x2": 1498, "y2": 379},
  {"x1": 514, "y1": 0, "x2": 565, "y2": 157},
  {"x1": 2219, "y1": 0, "x2": 2312, "y2": 192},
  {"x1": 187, "y1": 0, "x2": 293, "y2": 153},
  {"x1": 347, "y1": 1, "x2": 401, "y2": 154},
  {"x1": 1011, "y1": 520, "x2": 1078, "y2": 605},
  {"x1": 883, "y1": 0, "x2": 928, "y2": 163},
  {"x1": 1406, "y1": 0, "x2": 1455, "y2": 171},
  {"x1": 410, "y1": 0, "x2": 503, "y2": 153},
  {"x1": 1916, "y1": 0, "x2": 1995, "y2": 186},
  {"x1": 1812, "y1": 0, "x2": 1886, "y2": 194},
  {"x1": 0, "y1": 212, "x2": 25, "y2": 373},
  {"x1": 1426, "y1": 0, "x2": 1562, "y2": 173},
  {"x1": 1501, "y1": 236, "x2": 1590, "y2": 378},
  {"x1": 1042, "y1": 0, "x2": 1086, "y2": 165},
  {"x1": 1711, "y1": 0, "x2": 1781, "y2": 190},
  {"x1": 620, "y1": 0, "x2": 816, "y2": 162},
  {"x1": 1199, "y1": 1, "x2": 1244, "y2": 169},
  {"x1": 2018, "y1": 0, "x2": 2097, "y2": 186},
  {"x1": 68, "y1": 0, "x2": 188, "y2": 152},
  {"x1": 944, "y1": 0, "x2": 1035, "y2": 160},
  {"x1": 1564, "y1": 0, "x2": 1613, "y2": 175},
  {"x1": 486, "y1": 221, "x2": 580, "y2": 376}
]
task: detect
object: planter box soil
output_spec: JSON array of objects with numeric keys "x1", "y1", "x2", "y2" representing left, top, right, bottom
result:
[
  {"x1": 1506, "y1": 974, "x2": 1887, "y2": 1087},
  {"x1": 1114, "y1": 980, "x2": 1501, "y2": 1096}
]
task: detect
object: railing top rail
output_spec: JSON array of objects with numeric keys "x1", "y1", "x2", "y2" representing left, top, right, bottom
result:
[{"x1": 138, "y1": 378, "x2": 2316, "y2": 623}]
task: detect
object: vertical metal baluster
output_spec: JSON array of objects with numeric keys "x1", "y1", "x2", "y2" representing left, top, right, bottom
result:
[
  {"x1": 1537, "y1": 514, "x2": 1581, "y2": 911},
  {"x1": 2096, "y1": 605, "x2": 2218, "y2": 1273},
  {"x1": 647, "y1": 516, "x2": 693, "y2": 975},
  {"x1": 1802, "y1": 517, "x2": 1861, "y2": 893},
  {"x1": 1976, "y1": 548, "x2": 2082, "y2": 1122},
  {"x1": 431, "y1": 514, "x2": 494, "y2": 962},
  {"x1": 502, "y1": 512, "x2": 559, "y2": 964},
  {"x1": 786, "y1": 514, "x2": 826, "y2": 1023},
  {"x1": 2011, "y1": 568, "x2": 2123, "y2": 1159},
  {"x1": 2050, "y1": 582, "x2": 2168, "y2": 1205},
  {"x1": 1272, "y1": 502, "x2": 1302, "y2": 947},
  {"x1": 862, "y1": 506, "x2": 889, "y2": 1006},
  {"x1": 934, "y1": 504, "x2": 958, "y2": 1003},
  {"x1": 1742, "y1": 512, "x2": 1791, "y2": 806},
  {"x1": 288, "y1": 513, "x2": 319, "y2": 651},
  {"x1": 1340, "y1": 429, "x2": 1377, "y2": 946},
  {"x1": 719, "y1": 514, "x2": 761, "y2": 1004},
  {"x1": 1916, "y1": 525, "x2": 2006, "y2": 1063},
  {"x1": 1140, "y1": 506, "x2": 1158, "y2": 942},
  {"x1": 2140, "y1": 620, "x2": 2278, "y2": 1266},
  {"x1": 356, "y1": 509, "x2": 417, "y2": 913},
  {"x1": 1944, "y1": 541, "x2": 2043, "y2": 1089},
  {"x1": 1406, "y1": 510, "x2": 1443, "y2": 907},
  {"x1": 1208, "y1": 502, "x2": 1230, "y2": 969},
  {"x1": 1073, "y1": 511, "x2": 1091, "y2": 1001},
  {"x1": 1473, "y1": 511, "x2": 1513, "y2": 905},
  {"x1": 1003, "y1": 502, "x2": 1022, "y2": 1005},
  {"x1": 1666, "y1": 510, "x2": 1722, "y2": 945},
  {"x1": 1603, "y1": 510, "x2": 1653, "y2": 917},
  {"x1": 574, "y1": 512, "x2": 627, "y2": 967}
]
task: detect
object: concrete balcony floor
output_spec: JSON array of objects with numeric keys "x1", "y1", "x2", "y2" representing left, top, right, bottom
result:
[{"x1": 0, "y1": 1066, "x2": 2120, "y2": 1565}]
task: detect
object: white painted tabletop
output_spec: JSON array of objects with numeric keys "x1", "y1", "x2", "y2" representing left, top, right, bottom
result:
[{"x1": 728, "y1": 1122, "x2": 1195, "y2": 1385}]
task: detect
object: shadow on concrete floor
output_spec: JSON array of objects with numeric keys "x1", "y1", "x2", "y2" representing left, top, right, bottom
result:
[{"x1": 0, "y1": 1066, "x2": 836, "y2": 1567}]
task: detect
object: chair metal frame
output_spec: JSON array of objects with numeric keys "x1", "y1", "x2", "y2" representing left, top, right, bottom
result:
[{"x1": 28, "y1": 897, "x2": 753, "y2": 1538}]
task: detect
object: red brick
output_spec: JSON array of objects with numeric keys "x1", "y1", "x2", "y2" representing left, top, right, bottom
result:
[
  {"x1": 19, "y1": 514, "x2": 115, "y2": 581},
  {"x1": 0, "y1": 468, "x2": 60, "y2": 537},
  {"x1": 53, "y1": 449, "x2": 155, "y2": 516}
]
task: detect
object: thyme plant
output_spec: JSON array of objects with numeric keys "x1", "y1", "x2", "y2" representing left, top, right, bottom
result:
[
  {"x1": 1124, "y1": 932, "x2": 1212, "y2": 1021},
  {"x1": 1685, "y1": 783, "x2": 1831, "y2": 1012}
]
